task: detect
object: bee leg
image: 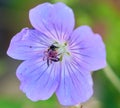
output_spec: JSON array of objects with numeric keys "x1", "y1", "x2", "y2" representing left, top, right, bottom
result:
[{"x1": 47, "y1": 58, "x2": 49, "y2": 67}]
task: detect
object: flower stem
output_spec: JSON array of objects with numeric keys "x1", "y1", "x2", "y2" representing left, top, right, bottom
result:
[{"x1": 103, "y1": 64, "x2": 120, "y2": 92}]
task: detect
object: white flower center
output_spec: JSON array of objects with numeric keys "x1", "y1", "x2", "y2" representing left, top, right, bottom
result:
[
  {"x1": 43, "y1": 41, "x2": 71, "y2": 66},
  {"x1": 52, "y1": 41, "x2": 70, "y2": 61}
]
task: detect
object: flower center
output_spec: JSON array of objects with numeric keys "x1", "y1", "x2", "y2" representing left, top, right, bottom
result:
[
  {"x1": 54, "y1": 41, "x2": 70, "y2": 58},
  {"x1": 43, "y1": 41, "x2": 70, "y2": 66}
]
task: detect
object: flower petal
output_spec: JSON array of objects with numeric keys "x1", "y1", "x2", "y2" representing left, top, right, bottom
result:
[
  {"x1": 7, "y1": 28, "x2": 53, "y2": 60},
  {"x1": 56, "y1": 58, "x2": 93, "y2": 106},
  {"x1": 29, "y1": 2, "x2": 75, "y2": 41},
  {"x1": 17, "y1": 57, "x2": 60, "y2": 101},
  {"x1": 69, "y1": 26, "x2": 106, "y2": 71}
]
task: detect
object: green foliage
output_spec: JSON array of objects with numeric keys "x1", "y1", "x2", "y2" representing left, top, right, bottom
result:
[
  {"x1": 0, "y1": 98, "x2": 22, "y2": 108},
  {"x1": 0, "y1": 95, "x2": 59, "y2": 108}
]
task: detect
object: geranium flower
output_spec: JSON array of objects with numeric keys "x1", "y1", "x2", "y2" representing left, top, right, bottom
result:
[{"x1": 7, "y1": 2, "x2": 106, "y2": 106}]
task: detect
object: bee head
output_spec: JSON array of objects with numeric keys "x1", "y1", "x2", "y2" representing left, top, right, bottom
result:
[{"x1": 49, "y1": 45, "x2": 58, "y2": 50}]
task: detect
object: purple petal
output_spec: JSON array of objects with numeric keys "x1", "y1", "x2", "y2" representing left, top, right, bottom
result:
[
  {"x1": 29, "y1": 2, "x2": 75, "y2": 41},
  {"x1": 69, "y1": 26, "x2": 106, "y2": 71},
  {"x1": 7, "y1": 28, "x2": 53, "y2": 60},
  {"x1": 56, "y1": 59, "x2": 93, "y2": 106},
  {"x1": 17, "y1": 57, "x2": 60, "y2": 101}
]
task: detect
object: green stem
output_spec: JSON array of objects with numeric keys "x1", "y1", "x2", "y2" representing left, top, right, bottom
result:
[{"x1": 103, "y1": 64, "x2": 120, "y2": 92}]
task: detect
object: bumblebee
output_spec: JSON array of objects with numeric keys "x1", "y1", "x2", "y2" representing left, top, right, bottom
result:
[{"x1": 43, "y1": 45, "x2": 60, "y2": 66}]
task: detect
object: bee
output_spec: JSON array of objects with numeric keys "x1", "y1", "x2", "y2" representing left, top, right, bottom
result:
[{"x1": 43, "y1": 45, "x2": 60, "y2": 66}]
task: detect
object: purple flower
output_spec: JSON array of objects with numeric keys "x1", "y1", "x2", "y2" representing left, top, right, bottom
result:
[{"x1": 7, "y1": 2, "x2": 106, "y2": 106}]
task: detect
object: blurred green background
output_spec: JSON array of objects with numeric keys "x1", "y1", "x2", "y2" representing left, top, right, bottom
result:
[{"x1": 0, "y1": 0, "x2": 120, "y2": 108}]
